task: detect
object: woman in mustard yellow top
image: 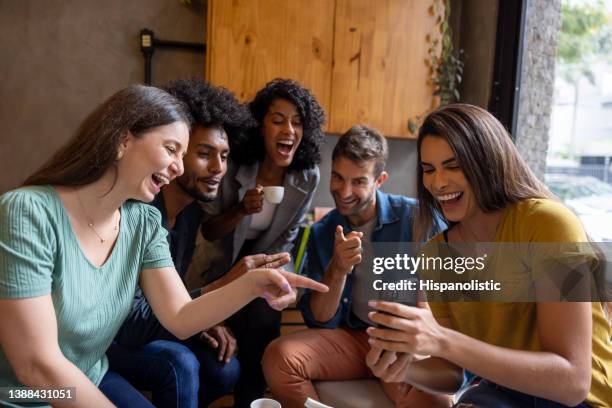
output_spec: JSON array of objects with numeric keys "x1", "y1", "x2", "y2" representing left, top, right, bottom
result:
[{"x1": 365, "y1": 104, "x2": 611, "y2": 407}]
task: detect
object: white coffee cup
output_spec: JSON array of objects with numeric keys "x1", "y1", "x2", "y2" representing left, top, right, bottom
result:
[
  {"x1": 263, "y1": 186, "x2": 284, "y2": 204},
  {"x1": 250, "y1": 398, "x2": 282, "y2": 408}
]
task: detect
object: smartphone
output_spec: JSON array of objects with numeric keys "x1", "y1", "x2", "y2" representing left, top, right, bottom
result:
[{"x1": 372, "y1": 277, "x2": 417, "y2": 328}]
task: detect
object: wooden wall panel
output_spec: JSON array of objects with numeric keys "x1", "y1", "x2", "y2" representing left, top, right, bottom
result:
[
  {"x1": 206, "y1": 0, "x2": 334, "y2": 126},
  {"x1": 330, "y1": 0, "x2": 441, "y2": 138}
]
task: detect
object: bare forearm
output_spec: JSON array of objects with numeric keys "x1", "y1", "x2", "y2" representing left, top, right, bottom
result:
[
  {"x1": 439, "y1": 327, "x2": 590, "y2": 405},
  {"x1": 201, "y1": 272, "x2": 236, "y2": 294},
  {"x1": 201, "y1": 205, "x2": 245, "y2": 241},
  {"x1": 403, "y1": 357, "x2": 463, "y2": 394},
  {"x1": 309, "y1": 266, "x2": 347, "y2": 322},
  {"x1": 172, "y1": 276, "x2": 255, "y2": 338},
  {"x1": 17, "y1": 355, "x2": 113, "y2": 408}
]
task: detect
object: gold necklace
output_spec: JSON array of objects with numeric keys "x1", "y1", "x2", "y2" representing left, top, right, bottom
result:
[{"x1": 75, "y1": 189, "x2": 119, "y2": 243}]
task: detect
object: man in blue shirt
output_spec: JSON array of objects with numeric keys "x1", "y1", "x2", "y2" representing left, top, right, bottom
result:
[
  {"x1": 107, "y1": 79, "x2": 290, "y2": 408},
  {"x1": 261, "y1": 126, "x2": 450, "y2": 407}
]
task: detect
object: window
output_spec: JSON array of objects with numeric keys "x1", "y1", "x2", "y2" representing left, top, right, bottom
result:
[{"x1": 546, "y1": 0, "x2": 612, "y2": 241}]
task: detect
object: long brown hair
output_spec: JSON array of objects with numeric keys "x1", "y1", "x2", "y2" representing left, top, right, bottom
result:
[
  {"x1": 24, "y1": 85, "x2": 190, "y2": 187},
  {"x1": 414, "y1": 104, "x2": 611, "y2": 324},
  {"x1": 414, "y1": 103, "x2": 552, "y2": 241}
]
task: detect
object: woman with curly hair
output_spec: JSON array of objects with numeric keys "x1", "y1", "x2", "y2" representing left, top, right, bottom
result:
[
  {"x1": 0, "y1": 84, "x2": 328, "y2": 408},
  {"x1": 201, "y1": 78, "x2": 326, "y2": 407}
]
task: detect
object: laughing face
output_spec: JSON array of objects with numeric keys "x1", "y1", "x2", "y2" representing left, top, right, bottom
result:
[
  {"x1": 176, "y1": 125, "x2": 229, "y2": 202},
  {"x1": 118, "y1": 121, "x2": 189, "y2": 202},
  {"x1": 330, "y1": 156, "x2": 387, "y2": 223},
  {"x1": 420, "y1": 135, "x2": 479, "y2": 222},
  {"x1": 261, "y1": 98, "x2": 303, "y2": 168}
]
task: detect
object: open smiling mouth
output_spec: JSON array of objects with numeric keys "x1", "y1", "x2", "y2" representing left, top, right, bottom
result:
[
  {"x1": 277, "y1": 140, "x2": 294, "y2": 157},
  {"x1": 199, "y1": 178, "x2": 220, "y2": 188},
  {"x1": 437, "y1": 192, "x2": 463, "y2": 205},
  {"x1": 151, "y1": 173, "x2": 170, "y2": 189},
  {"x1": 337, "y1": 196, "x2": 358, "y2": 207}
]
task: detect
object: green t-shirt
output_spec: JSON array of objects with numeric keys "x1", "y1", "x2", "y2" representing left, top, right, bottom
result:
[{"x1": 0, "y1": 186, "x2": 174, "y2": 405}]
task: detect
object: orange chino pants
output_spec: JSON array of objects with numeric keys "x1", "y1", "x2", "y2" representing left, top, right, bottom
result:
[{"x1": 262, "y1": 327, "x2": 452, "y2": 408}]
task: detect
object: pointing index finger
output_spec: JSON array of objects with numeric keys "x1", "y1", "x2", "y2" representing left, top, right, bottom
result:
[{"x1": 283, "y1": 271, "x2": 329, "y2": 293}]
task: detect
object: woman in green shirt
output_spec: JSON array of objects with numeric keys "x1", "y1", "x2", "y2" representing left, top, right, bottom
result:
[{"x1": 0, "y1": 85, "x2": 327, "y2": 408}]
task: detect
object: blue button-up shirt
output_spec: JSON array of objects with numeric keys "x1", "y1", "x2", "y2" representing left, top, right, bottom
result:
[{"x1": 298, "y1": 190, "x2": 423, "y2": 330}]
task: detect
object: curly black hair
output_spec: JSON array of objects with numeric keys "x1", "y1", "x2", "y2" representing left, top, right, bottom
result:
[
  {"x1": 163, "y1": 78, "x2": 256, "y2": 147},
  {"x1": 230, "y1": 78, "x2": 326, "y2": 172}
]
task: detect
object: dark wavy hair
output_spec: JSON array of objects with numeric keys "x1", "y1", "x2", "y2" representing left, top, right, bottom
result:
[
  {"x1": 230, "y1": 78, "x2": 326, "y2": 172},
  {"x1": 163, "y1": 79, "x2": 256, "y2": 147},
  {"x1": 24, "y1": 85, "x2": 190, "y2": 187}
]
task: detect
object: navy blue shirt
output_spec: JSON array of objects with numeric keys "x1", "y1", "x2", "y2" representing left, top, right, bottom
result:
[
  {"x1": 115, "y1": 192, "x2": 203, "y2": 346},
  {"x1": 298, "y1": 190, "x2": 424, "y2": 330}
]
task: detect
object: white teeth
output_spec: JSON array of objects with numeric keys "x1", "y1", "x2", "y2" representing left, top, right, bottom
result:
[
  {"x1": 278, "y1": 140, "x2": 294, "y2": 146},
  {"x1": 153, "y1": 173, "x2": 170, "y2": 185},
  {"x1": 437, "y1": 192, "x2": 461, "y2": 201}
]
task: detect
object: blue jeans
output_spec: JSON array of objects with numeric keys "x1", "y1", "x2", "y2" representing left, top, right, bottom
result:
[
  {"x1": 456, "y1": 379, "x2": 591, "y2": 408},
  {"x1": 99, "y1": 370, "x2": 155, "y2": 407},
  {"x1": 107, "y1": 339, "x2": 240, "y2": 408},
  {"x1": 227, "y1": 297, "x2": 281, "y2": 408}
]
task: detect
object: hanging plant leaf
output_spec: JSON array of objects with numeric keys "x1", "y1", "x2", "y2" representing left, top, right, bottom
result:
[
  {"x1": 408, "y1": 119, "x2": 419, "y2": 134},
  {"x1": 424, "y1": 0, "x2": 464, "y2": 109}
]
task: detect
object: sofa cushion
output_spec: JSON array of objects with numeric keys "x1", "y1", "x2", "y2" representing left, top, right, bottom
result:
[{"x1": 314, "y1": 379, "x2": 394, "y2": 408}]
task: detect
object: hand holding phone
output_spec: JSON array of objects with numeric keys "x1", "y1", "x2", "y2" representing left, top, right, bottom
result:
[{"x1": 366, "y1": 300, "x2": 443, "y2": 358}]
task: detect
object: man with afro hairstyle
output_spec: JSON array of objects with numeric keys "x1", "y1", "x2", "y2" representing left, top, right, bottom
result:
[{"x1": 107, "y1": 79, "x2": 291, "y2": 407}]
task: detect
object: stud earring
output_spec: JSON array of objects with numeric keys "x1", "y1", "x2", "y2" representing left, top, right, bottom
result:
[{"x1": 116, "y1": 149, "x2": 124, "y2": 160}]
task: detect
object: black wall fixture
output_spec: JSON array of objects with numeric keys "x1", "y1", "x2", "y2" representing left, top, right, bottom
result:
[
  {"x1": 139, "y1": 28, "x2": 206, "y2": 85},
  {"x1": 488, "y1": 0, "x2": 527, "y2": 138}
]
